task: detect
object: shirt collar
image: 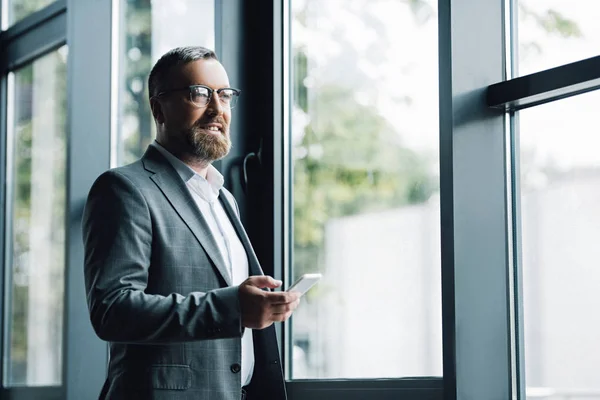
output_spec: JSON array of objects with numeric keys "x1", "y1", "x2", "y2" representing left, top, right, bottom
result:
[{"x1": 151, "y1": 140, "x2": 224, "y2": 197}]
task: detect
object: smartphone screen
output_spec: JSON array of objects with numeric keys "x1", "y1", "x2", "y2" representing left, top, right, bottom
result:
[{"x1": 287, "y1": 273, "x2": 322, "y2": 295}]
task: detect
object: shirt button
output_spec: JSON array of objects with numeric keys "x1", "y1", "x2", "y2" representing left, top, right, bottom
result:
[{"x1": 230, "y1": 363, "x2": 241, "y2": 373}]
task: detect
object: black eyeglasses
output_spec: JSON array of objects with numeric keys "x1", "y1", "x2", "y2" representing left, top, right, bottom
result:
[{"x1": 155, "y1": 84, "x2": 241, "y2": 109}]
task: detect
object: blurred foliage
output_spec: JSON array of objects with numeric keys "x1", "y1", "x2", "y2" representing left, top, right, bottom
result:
[
  {"x1": 290, "y1": 0, "x2": 583, "y2": 281},
  {"x1": 291, "y1": 0, "x2": 436, "y2": 278},
  {"x1": 10, "y1": 0, "x2": 53, "y2": 24},
  {"x1": 520, "y1": 4, "x2": 583, "y2": 38},
  {"x1": 8, "y1": 0, "x2": 69, "y2": 379},
  {"x1": 292, "y1": 82, "x2": 434, "y2": 276},
  {"x1": 519, "y1": 3, "x2": 582, "y2": 61},
  {"x1": 10, "y1": 48, "x2": 67, "y2": 383},
  {"x1": 121, "y1": 0, "x2": 154, "y2": 165},
  {"x1": 292, "y1": 83, "x2": 433, "y2": 242}
]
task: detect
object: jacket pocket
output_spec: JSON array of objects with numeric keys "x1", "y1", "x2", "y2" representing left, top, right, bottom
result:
[{"x1": 150, "y1": 364, "x2": 191, "y2": 390}]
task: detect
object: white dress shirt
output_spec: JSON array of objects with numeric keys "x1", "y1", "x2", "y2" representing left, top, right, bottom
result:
[{"x1": 151, "y1": 141, "x2": 254, "y2": 386}]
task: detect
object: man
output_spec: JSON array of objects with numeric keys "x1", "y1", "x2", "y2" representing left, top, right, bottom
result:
[{"x1": 83, "y1": 46, "x2": 300, "y2": 400}]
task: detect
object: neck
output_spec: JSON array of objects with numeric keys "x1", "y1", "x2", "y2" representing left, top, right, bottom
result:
[
  {"x1": 156, "y1": 139, "x2": 211, "y2": 178},
  {"x1": 181, "y1": 156, "x2": 210, "y2": 178}
]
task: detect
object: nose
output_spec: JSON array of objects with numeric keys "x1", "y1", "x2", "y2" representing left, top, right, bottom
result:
[{"x1": 206, "y1": 92, "x2": 224, "y2": 116}]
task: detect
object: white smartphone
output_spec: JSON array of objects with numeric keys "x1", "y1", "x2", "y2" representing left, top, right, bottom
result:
[{"x1": 286, "y1": 273, "x2": 322, "y2": 295}]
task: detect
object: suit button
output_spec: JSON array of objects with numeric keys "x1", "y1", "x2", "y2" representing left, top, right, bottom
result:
[{"x1": 230, "y1": 363, "x2": 241, "y2": 373}]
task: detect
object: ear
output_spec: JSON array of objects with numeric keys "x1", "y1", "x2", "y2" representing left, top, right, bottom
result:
[{"x1": 150, "y1": 97, "x2": 165, "y2": 124}]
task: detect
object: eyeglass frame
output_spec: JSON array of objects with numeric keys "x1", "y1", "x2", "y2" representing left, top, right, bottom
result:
[{"x1": 153, "y1": 84, "x2": 241, "y2": 109}]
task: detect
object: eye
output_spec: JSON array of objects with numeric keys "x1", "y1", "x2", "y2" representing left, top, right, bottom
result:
[
  {"x1": 219, "y1": 90, "x2": 234, "y2": 101},
  {"x1": 191, "y1": 87, "x2": 210, "y2": 101}
]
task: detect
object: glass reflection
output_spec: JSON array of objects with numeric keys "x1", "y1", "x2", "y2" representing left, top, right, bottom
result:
[
  {"x1": 290, "y1": 0, "x2": 441, "y2": 379},
  {"x1": 4, "y1": 45, "x2": 68, "y2": 386}
]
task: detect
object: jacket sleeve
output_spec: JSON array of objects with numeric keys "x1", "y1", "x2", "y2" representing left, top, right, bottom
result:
[{"x1": 82, "y1": 170, "x2": 243, "y2": 343}]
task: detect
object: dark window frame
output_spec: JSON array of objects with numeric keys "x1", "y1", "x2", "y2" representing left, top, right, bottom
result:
[
  {"x1": 0, "y1": 1, "x2": 68, "y2": 399},
  {"x1": 1, "y1": 0, "x2": 112, "y2": 399}
]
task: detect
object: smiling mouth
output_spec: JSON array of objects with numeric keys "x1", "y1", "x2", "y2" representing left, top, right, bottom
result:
[{"x1": 200, "y1": 125, "x2": 224, "y2": 135}]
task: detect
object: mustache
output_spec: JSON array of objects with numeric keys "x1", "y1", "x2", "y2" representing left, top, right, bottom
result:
[{"x1": 193, "y1": 117, "x2": 227, "y2": 129}]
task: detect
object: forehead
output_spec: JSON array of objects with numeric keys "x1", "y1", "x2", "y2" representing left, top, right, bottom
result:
[{"x1": 169, "y1": 59, "x2": 230, "y2": 89}]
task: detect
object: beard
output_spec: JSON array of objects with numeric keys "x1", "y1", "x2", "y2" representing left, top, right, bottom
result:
[{"x1": 183, "y1": 120, "x2": 231, "y2": 162}]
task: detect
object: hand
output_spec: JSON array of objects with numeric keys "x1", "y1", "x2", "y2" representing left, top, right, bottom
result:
[{"x1": 239, "y1": 276, "x2": 301, "y2": 329}]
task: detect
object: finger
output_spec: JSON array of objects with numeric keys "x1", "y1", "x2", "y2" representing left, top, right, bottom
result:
[
  {"x1": 265, "y1": 291, "x2": 300, "y2": 305},
  {"x1": 248, "y1": 275, "x2": 282, "y2": 289},
  {"x1": 271, "y1": 310, "x2": 294, "y2": 322},
  {"x1": 270, "y1": 302, "x2": 296, "y2": 314},
  {"x1": 272, "y1": 298, "x2": 301, "y2": 315},
  {"x1": 239, "y1": 283, "x2": 265, "y2": 297}
]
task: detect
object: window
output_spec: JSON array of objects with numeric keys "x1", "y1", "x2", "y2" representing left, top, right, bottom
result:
[
  {"x1": 288, "y1": 0, "x2": 441, "y2": 379},
  {"x1": 3, "y1": 45, "x2": 68, "y2": 386},
  {"x1": 8, "y1": 0, "x2": 599, "y2": 398},
  {"x1": 518, "y1": 0, "x2": 599, "y2": 76},
  {"x1": 519, "y1": 90, "x2": 600, "y2": 400},
  {"x1": 114, "y1": 0, "x2": 215, "y2": 167},
  {"x1": 3, "y1": 0, "x2": 54, "y2": 27},
  {"x1": 503, "y1": 3, "x2": 600, "y2": 399}
]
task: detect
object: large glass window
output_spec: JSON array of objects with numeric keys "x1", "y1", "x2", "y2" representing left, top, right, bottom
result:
[
  {"x1": 289, "y1": 0, "x2": 441, "y2": 379},
  {"x1": 3, "y1": 0, "x2": 55, "y2": 27},
  {"x1": 115, "y1": 0, "x2": 215, "y2": 167},
  {"x1": 518, "y1": 0, "x2": 599, "y2": 76},
  {"x1": 519, "y1": 90, "x2": 600, "y2": 399},
  {"x1": 3, "y1": 45, "x2": 68, "y2": 386}
]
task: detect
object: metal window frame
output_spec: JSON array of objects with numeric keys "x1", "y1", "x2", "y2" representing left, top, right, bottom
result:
[
  {"x1": 278, "y1": 0, "x2": 446, "y2": 396},
  {"x1": 486, "y1": 3, "x2": 600, "y2": 400},
  {"x1": 0, "y1": 50, "x2": 6, "y2": 400},
  {"x1": 487, "y1": 55, "x2": 600, "y2": 111},
  {"x1": 63, "y1": 0, "x2": 113, "y2": 398},
  {"x1": 0, "y1": 2, "x2": 68, "y2": 399},
  {"x1": 260, "y1": 0, "x2": 514, "y2": 398},
  {"x1": 505, "y1": 1, "x2": 527, "y2": 398},
  {"x1": 1, "y1": 0, "x2": 112, "y2": 399},
  {"x1": 0, "y1": 386, "x2": 63, "y2": 400},
  {"x1": 287, "y1": 379, "x2": 443, "y2": 400},
  {"x1": 0, "y1": 1, "x2": 66, "y2": 73},
  {"x1": 439, "y1": 0, "x2": 518, "y2": 397}
]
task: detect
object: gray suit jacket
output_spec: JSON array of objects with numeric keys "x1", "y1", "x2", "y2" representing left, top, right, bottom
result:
[{"x1": 82, "y1": 145, "x2": 286, "y2": 400}]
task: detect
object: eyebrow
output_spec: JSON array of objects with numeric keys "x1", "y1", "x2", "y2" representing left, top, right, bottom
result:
[{"x1": 190, "y1": 83, "x2": 232, "y2": 89}]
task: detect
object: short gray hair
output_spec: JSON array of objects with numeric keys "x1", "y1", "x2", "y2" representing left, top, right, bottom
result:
[{"x1": 148, "y1": 46, "x2": 218, "y2": 101}]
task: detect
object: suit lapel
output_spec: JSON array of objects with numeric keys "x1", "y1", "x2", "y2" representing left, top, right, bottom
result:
[
  {"x1": 219, "y1": 192, "x2": 264, "y2": 277},
  {"x1": 142, "y1": 146, "x2": 233, "y2": 286}
]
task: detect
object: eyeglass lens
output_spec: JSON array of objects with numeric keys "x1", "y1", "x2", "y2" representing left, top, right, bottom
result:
[{"x1": 190, "y1": 86, "x2": 238, "y2": 108}]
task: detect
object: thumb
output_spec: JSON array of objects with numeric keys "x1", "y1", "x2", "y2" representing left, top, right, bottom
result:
[{"x1": 250, "y1": 275, "x2": 282, "y2": 289}]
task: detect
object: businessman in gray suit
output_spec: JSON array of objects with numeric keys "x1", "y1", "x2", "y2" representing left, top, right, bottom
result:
[{"x1": 83, "y1": 46, "x2": 300, "y2": 400}]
